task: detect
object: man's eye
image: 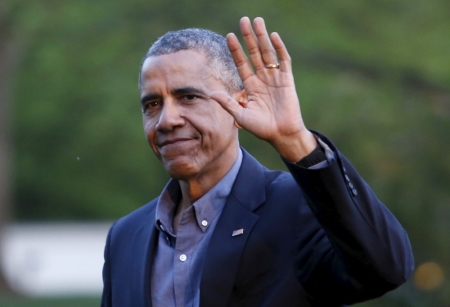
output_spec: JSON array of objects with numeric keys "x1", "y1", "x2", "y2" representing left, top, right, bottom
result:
[
  {"x1": 145, "y1": 101, "x2": 160, "y2": 110},
  {"x1": 142, "y1": 101, "x2": 160, "y2": 115},
  {"x1": 183, "y1": 95, "x2": 196, "y2": 101}
]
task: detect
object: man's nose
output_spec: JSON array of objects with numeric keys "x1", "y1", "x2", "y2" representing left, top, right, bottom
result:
[{"x1": 156, "y1": 100, "x2": 185, "y2": 132}]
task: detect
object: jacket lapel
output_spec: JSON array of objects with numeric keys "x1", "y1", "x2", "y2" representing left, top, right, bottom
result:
[
  {"x1": 200, "y1": 149, "x2": 266, "y2": 306},
  {"x1": 129, "y1": 202, "x2": 159, "y2": 307}
]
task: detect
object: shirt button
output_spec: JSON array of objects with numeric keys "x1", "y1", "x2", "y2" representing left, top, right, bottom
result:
[
  {"x1": 179, "y1": 254, "x2": 187, "y2": 262},
  {"x1": 201, "y1": 220, "x2": 208, "y2": 227}
]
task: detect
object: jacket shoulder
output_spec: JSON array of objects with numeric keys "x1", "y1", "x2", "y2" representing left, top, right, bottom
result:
[{"x1": 111, "y1": 198, "x2": 159, "y2": 235}]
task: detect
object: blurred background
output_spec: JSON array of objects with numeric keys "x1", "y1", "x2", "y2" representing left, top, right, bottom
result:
[{"x1": 0, "y1": 0, "x2": 449, "y2": 306}]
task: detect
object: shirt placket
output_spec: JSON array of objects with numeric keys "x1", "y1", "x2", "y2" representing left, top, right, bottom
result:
[{"x1": 173, "y1": 206, "x2": 198, "y2": 307}]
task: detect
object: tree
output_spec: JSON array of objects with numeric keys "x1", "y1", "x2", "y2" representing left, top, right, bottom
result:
[{"x1": 0, "y1": 1, "x2": 20, "y2": 294}]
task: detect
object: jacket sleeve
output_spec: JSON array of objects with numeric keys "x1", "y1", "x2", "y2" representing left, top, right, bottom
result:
[{"x1": 284, "y1": 132, "x2": 414, "y2": 305}]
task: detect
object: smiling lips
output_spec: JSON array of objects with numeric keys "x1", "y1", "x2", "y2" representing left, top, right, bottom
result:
[{"x1": 158, "y1": 137, "x2": 193, "y2": 147}]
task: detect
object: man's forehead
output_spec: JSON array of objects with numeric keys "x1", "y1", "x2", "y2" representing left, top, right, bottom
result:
[
  {"x1": 142, "y1": 50, "x2": 208, "y2": 72},
  {"x1": 140, "y1": 51, "x2": 218, "y2": 92}
]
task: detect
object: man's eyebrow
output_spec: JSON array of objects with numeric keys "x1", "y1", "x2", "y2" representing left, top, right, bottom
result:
[
  {"x1": 140, "y1": 87, "x2": 207, "y2": 105},
  {"x1": 172, "y1": 87, "x2": 207, "y2": 96}
]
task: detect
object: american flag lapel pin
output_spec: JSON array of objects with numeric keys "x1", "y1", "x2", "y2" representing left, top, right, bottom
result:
[{"x1": 232, "y1": 228, "x2": 244, "y2": 237}]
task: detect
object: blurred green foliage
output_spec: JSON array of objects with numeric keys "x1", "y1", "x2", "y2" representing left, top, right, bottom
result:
[{"x1": 2, "y1": 0, "x2": 450, "y2": 305}]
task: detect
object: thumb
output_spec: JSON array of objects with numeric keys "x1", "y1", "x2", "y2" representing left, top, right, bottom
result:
[{"x1": 209, "y1": 91, "x2": 243, "y2": 119}]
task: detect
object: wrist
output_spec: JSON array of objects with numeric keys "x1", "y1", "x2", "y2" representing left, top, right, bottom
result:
[{"x1": 272, "y1": 130, "x2": 317, "y2": 163}]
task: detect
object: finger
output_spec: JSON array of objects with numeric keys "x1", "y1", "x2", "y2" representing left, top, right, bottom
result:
[
  {"x1": 270, "y1": 32, "x2": 292, "y2": 73},
  {"x1": 253, "y1": 17, "x2": 278, "y2": 67},
  {"x1": 239, "y1": 16, "x2": 265, "y2": 70},
  {"x1": 226, "y1": 33, "x2": 255, "y2": 82},
  {"x1": 209, "y1": 90, "x2": 244, "y2": 120}
]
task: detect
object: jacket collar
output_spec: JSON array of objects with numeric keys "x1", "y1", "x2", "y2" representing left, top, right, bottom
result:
[{"x1": 230, "y1": 147, "x2": 266, "y2": 211}]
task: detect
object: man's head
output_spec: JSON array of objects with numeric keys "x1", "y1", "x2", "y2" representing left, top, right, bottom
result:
[
  {"x1": 139, "y1": 29, "x2": 246, "y2": 185},
  {"x1": 139, "y1": 28, "x2": 243, "y2": 93}
]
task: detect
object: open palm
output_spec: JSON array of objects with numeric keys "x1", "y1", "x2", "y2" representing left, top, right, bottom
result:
[{"x1": 210, "y1": 17, "x2": 317, "y2": 161}]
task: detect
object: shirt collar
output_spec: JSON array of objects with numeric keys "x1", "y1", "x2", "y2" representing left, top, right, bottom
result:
[
  {"x1": 155, "y1": 149, "x2": 243, "y2": 234},
  {"x1": 155, "y1": 179, "x2": 180, "y2": 236}
]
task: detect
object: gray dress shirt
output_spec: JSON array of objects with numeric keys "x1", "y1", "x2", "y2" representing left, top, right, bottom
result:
[{"x1": 151, "y1": 150, "x2": 243, "y2": 307}]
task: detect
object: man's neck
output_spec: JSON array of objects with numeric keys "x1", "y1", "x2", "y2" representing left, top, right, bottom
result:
[
  {"x1": 179, "y1": 145, "x2": 240, "y2": 201},
  {"x1": 172, "y1": 146, "x2": 240, "y2": 233}
]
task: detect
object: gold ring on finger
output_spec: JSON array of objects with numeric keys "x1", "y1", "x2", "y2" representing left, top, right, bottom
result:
[{"x1": 265, "y1": 63, "x2": 280, "y2": 69}]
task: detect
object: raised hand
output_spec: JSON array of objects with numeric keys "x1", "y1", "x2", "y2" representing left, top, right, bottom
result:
[{"x1": 209, "y1": 17, "x2": 317, "y2": 162}]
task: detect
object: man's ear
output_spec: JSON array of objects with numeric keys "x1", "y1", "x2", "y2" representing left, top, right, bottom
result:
[{"x1": 232, "y1": 89, "x2": 247, "y2": 109}]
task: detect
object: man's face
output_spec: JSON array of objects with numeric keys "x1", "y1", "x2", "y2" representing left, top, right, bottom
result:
[{"x1": 140, "y1": 50, "x2": 240, "y2": 181}]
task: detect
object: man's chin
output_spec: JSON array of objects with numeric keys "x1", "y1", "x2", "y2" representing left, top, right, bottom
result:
[{"x1": 163, "y1": 159, "x2": 199, "y2": 180}]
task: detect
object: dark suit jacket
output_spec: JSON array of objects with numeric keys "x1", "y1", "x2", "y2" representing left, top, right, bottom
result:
[{"x1": 101, "y1": 134, "x2": 414, "y2": 307}]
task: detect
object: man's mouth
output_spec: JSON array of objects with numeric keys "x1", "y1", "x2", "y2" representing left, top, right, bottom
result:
[{"x1": 158, "y1": 138, "x2": 193, "y2": 147}]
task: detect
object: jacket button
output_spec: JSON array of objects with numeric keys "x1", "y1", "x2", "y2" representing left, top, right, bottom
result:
[{"x1": 352, "y1": 188, "x2": 358, "y2": 196}]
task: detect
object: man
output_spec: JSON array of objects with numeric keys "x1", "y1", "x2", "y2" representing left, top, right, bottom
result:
[{"x1": 101, "y1": 17, "x2": 414, "y2": 306}]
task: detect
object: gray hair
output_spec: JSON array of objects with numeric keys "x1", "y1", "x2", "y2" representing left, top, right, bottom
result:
[{"x1": 139, "y1": 28, "x2": 244, "y2": 93}]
